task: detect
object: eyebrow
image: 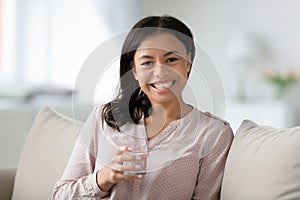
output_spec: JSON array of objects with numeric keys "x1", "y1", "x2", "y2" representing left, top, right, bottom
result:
[{"x1": 138, "y1": 50, "x2": 179, "y2": 60}]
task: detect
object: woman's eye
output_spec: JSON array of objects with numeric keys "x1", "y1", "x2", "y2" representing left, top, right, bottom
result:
[
  {"x1": 141, "y1": 61, "x2": 153, "y2": 67},
  {"x1": 166, "y1": 57, "x2": 178, "y2": 63}
]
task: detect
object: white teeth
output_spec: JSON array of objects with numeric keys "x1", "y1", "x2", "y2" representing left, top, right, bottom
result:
[{"x1": 153, "y1": 81, "x2": 174, "y2": 89}]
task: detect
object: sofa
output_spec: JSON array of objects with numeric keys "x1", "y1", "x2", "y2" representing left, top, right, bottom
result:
[{"x1": 0, "y1": 105, "x2": 299, "y2": 200}]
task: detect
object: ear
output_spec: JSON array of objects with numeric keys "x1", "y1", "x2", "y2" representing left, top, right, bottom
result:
[{"x1": 131, "y1": 62, "x2": 138, "y2": 80}]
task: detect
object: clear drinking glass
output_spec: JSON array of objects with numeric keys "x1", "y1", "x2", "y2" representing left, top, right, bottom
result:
[{"x1": 123, "y1": 136, "x2": 148, "y2": 175}]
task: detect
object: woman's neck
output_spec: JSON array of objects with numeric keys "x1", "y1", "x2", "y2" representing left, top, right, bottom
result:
[
  {"x1": 144, "y1": 101, "x2": 192, "y2": 140},
  {"x1": 152, "y1": 98, "x2": 191, "y2": 118},
  {"x1": 151, "y1": 104, "x2": 188, "y2": 120}
]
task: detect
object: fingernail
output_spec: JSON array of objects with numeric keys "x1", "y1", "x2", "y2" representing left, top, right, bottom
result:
[
  {"x1": 128, "y1": 147, "x2": 134, "y2": 151},
  {"x1": 135, "y1": 156, "x2": 141, "y2": 160},
  {"x1": 138, "y1": 175, "x2": 142, "y2": 178},
  {"x1": 135, "y1": 165, "x2": 141, "y2": 169}
]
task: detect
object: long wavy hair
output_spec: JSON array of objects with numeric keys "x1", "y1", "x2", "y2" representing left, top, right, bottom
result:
[{"x1": 101, "y1": 15, "x2": 196, "y2": 131}]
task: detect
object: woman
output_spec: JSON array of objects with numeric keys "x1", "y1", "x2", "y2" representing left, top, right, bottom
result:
[{"x1": 53, "y1": 15, "x2": 233, "y2": 199}]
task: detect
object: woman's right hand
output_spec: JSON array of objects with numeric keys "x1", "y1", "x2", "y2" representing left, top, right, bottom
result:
[{"x1": 96, "y1": 146, "x2": 142, "y2": 192}]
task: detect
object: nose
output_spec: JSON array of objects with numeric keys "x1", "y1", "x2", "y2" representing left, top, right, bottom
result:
[{"x1": 153, "y1": 63, "x2": 167, "y2": 78}]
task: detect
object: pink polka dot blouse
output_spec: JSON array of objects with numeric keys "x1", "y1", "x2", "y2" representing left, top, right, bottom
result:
[{"x1": 53, "y1": 106, "x2": 233, "y2": 199}]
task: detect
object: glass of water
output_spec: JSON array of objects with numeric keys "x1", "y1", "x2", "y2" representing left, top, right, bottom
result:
[{"x1": 123, "y1": 136, "x2": 148, "y2": 175}]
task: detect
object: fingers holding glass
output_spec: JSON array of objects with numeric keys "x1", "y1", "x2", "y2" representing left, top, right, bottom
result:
[{"x1": 109, "y1": 146, "x2": 145, "y2": 180}]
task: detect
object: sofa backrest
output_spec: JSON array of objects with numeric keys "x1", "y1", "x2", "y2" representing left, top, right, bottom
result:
[
  {"x1": 221, "y1": 119, "x2": 300, "y2": 199},
  {"x1": 12, "y1": 105, "x2": 83, "y2": 200}
]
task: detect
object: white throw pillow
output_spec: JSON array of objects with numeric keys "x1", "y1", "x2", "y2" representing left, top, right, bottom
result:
[
  {"x1": 221, "y1": 120, "x2": 300, "y2": 200},
  {"x1": 12, "y1": 105, "x2": 83, "y2": 200}
]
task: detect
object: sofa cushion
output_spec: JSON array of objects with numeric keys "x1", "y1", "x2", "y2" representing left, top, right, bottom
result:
[
  {"x1": 221, "y1": 120, "x2": 300, "y2": 200},
  {"x1": 12, "y1": 105, "x2": 83, "y2": 200}
]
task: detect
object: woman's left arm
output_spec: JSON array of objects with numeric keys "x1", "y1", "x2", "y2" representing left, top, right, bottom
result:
[{"x1": 192, "y1": 125, "x2": 233, "y2": 200}]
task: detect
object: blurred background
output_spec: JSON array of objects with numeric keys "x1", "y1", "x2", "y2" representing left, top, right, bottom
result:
[{"x1": 1, "y1": 0, "x2": 300, "y2": 166}]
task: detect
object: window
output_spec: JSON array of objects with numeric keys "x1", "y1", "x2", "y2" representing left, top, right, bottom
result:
[
  {"x1": 0, "y1": 0, "x2": 17, "y2": 83},
  {"x1": 0, "y1": 0, "x2": 142, "y2": 103},
  {"x1": 0, "y1": 0, "x2": 2, "y2": 71}
]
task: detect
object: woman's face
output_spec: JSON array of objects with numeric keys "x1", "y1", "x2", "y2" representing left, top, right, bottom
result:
[{"x1": 133, "y1": 33, "x2": 191, "y2": 105}]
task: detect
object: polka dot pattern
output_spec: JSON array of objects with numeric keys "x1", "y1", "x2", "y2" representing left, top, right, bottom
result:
[{"x1": 53, "y1": 107, "x2": 234, "y2": 200}]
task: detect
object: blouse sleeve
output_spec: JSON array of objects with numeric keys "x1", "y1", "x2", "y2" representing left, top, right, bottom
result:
[
  {"x1": 192, "y1": 124, "x2": 233, "y2": 200},
  {"x1": 52, "y1": 107, "x2": 109, "y2": 199}
]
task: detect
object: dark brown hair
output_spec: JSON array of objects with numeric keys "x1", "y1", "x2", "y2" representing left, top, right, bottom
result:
[{"x1": 102, "y1": 15, "x2": 195, "y2": 131}]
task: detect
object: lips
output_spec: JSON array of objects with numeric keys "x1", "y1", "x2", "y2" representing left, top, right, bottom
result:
[{"x1": 151, "y1": 80, "x2": 175, "y2": 89}]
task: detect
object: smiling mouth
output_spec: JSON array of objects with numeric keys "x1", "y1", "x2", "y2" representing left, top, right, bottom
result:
[{"x1": 151, "y1": 80, "x2": 175, "y2": 89}]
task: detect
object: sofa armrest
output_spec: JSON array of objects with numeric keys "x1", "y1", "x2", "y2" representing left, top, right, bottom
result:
[{"x1": 0, "y1": 166, "x2": 17, "y2": 200}]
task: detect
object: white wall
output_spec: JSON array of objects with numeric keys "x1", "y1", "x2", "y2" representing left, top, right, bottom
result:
[{"x1": 142, "y1": 0, "x2": 300, "y2": 100}]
